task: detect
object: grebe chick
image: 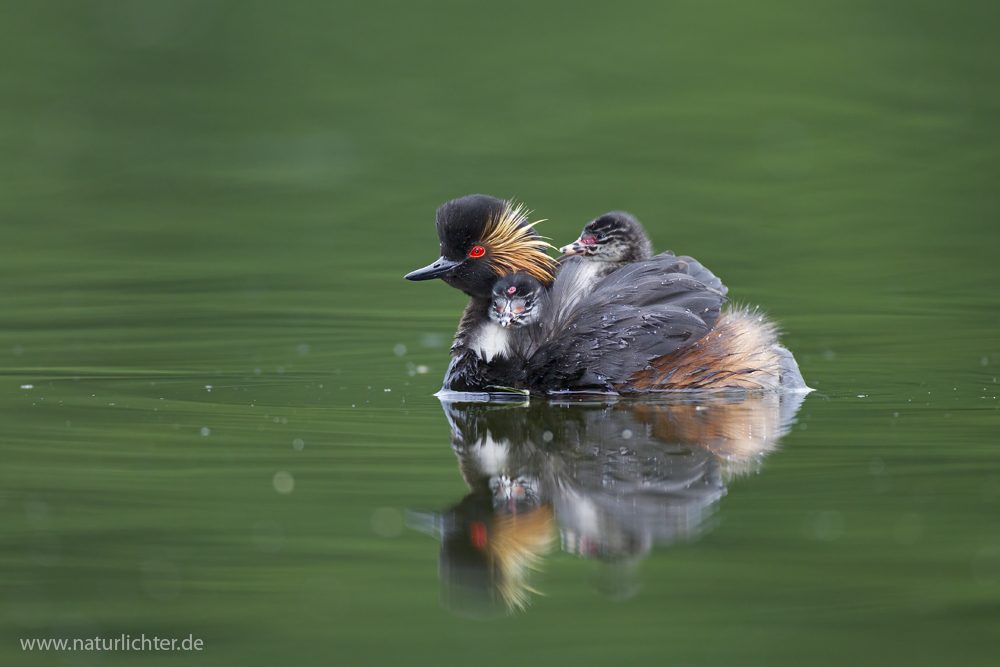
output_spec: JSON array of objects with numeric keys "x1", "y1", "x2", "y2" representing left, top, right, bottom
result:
[
  {"x1": 558, "y1": 212, "x2": 653, "y2": 289},
  {"x1": 489, "y1": 274, "x2": 544, "y2": 329},
  {"x1": 559, "y1": 211, "x2": 728, "y2": 298},
  {"x1": 560, "y1": 211, "x2": 653, "y2": 265}
]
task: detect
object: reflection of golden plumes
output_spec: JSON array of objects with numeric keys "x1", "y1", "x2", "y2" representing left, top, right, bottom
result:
[
  {"x1": 488, "y1": 505, "x2": 556, "y2": 611},
  {"x1": 483, "y1": 202, "x2": 559, "y2": 287},
  {"x1": 630, "y1": 306, "x2": 784, "y2": 391},
  {"x1": 629, "y1": 393, "x2": 785, "y2": 475}
]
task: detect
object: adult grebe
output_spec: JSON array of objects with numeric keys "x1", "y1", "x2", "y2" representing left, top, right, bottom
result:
[{"x1": 405, "y1": 194, "x2": 807, "y2": 394}]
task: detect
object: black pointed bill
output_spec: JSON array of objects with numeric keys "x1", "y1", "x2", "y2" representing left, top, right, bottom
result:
[{"x1": 404, "y1": 256, "x2": 463, "y2": 281}]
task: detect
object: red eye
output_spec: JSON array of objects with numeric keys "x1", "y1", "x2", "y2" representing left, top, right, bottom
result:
[
  {"x1": 582, "y1": 236, "x2": 597, "y2": 245},
  {"x1": 468, "y1": 245, "x2": 486, "y2": 258}
]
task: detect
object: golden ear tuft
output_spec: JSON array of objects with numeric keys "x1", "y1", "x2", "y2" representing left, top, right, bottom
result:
[{"x1": 483, "y1": 202, "x2": 559, "y2": 286}]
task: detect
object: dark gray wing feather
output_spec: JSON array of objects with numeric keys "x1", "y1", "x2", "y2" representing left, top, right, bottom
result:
[
  {"x1": 671, "y1": 255, "x2": 727, "y2": 296},
  {"x1": 583, "y1": 255, "x2": 727, "y2": 330},
  {"x1": 521, "y1": 254, "x2": 728, "y2": 392},
  {"x1": 526, "y1": 303, "x2": 716, "y2": 391}
]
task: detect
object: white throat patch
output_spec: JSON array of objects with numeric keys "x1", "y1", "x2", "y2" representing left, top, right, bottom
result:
[{"x1": 471, "y1": 321, "x2": 511, "y2": 362}]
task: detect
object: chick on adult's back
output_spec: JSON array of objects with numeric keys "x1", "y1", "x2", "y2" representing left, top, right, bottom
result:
[
  {"x1": 558, "y1": 211, "x2": 726, "y2": 298},
  {"x1": 558, "y1": 212, "x2": 653, "y2": 292}
]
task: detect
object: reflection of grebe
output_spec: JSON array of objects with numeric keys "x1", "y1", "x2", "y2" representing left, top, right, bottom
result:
[
  {"x1": 405, "y1": 194, "x2": 807, "y2": 394},
  {"x1": 409, "y1": 392, "x2": 807, "y2": 615},
  {"x1": 409, "y1": 490, "x2": 556, "y2": 617}
]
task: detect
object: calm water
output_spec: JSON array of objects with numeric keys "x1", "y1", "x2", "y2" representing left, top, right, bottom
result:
[{"x1": 2, "y1": 1, "x2": 999, "y2": 665}]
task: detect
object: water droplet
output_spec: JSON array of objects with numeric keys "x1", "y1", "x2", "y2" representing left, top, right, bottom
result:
[
  {"x1": 292, "y1": 438, "x2": 305, "y2": 451},
  {"x1": 273, "y1": 471, "x2": 294, "y2": 494},
  {"x1": 200, "y1": 427, "x2": 210, "y2": 436}
]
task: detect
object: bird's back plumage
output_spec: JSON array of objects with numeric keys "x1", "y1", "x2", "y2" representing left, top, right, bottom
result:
[{"x1": 513, "y1": 254, "x2": 729, "y2": 392}]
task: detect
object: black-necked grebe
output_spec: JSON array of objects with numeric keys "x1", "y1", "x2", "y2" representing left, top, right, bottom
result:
[
  {"x1": 405, "y1": 195, "x2": 558, "y2": 391},
  {"x1": 405, "y1": 194, "x2": 806, "y2": 394}
]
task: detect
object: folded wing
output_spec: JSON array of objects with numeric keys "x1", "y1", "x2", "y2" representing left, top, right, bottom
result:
[{"x1": 522, "y1": 254, "x2": 728, "y2": 392}]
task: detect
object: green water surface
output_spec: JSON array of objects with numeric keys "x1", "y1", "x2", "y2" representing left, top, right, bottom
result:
[{"x1": 1, "y1": 1, "x2": 998, "y2": 665}]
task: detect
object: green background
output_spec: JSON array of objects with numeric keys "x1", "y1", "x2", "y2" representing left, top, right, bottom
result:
[{"x1": 1, "y1": 1, "x2": 998, "y2": 665}]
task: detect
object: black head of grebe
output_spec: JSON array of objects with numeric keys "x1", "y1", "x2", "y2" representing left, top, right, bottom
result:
[
  {"x1": 404, "y1": 195, "x2": 558, "y2": 300},
  {"x1": 559, "y1": 211, "x2": 653, "y2": 265},
  {"x1": 489, "y1": 274, "x2": 544, "y2": 329}
]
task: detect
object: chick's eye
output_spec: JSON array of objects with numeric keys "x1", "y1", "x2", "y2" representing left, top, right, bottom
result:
[{"x1": 469, "y1": 245, "x2": 486, "y2": 258}]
